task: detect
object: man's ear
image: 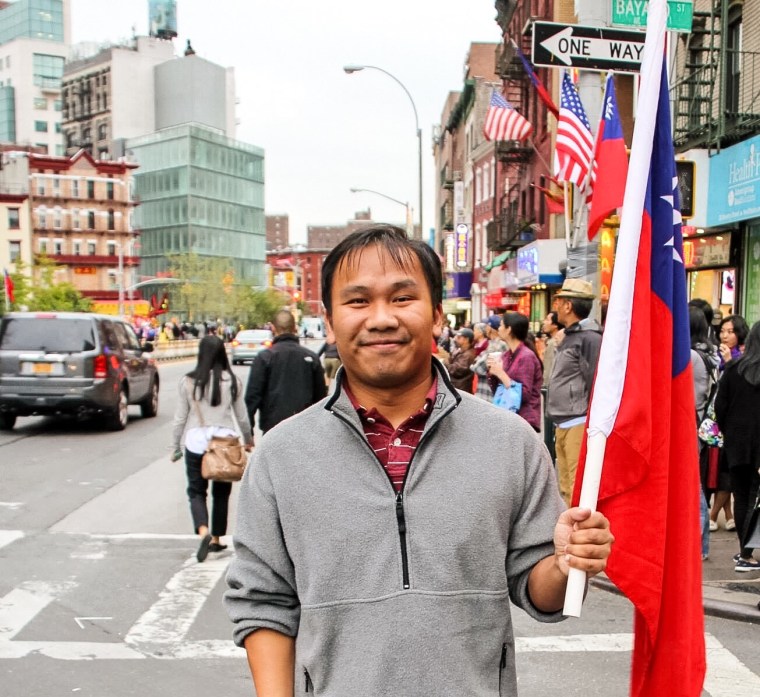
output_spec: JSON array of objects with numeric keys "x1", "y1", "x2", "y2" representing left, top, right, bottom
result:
[
  {"x1": 324, "y1": 314, "x2": 336, "y2": 344},
  {"x1": 432, "y1": 304, "x2": 444, "y2": 340}
]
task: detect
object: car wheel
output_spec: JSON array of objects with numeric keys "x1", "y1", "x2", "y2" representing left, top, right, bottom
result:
[
  {"x1": 105, "y1": 387, "x2": 129, "y2": 431},
  {"x1": 140, "y1": 380, "x2": 159, "y2": 418},
  {"x1": 0, "y1": 413, "x2": 16, "y2": 430}
]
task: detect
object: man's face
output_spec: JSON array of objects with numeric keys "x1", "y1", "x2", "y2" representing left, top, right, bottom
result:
[
  {"x1": 325, "y1": 245, "x2": 443, "y2": 392},
  {"x1": 541, "y1": 314, "x2": 554, "y2": 335},
  {"x1": 556, "y1": 299, "x2": 572, "y2": 324}
]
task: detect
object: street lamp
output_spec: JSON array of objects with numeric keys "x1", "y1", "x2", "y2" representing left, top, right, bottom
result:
[
  {"x1": 349, "y1": 187, "x2": 412, "y2": 238},
  {"x1": 343, "y1": 64, "x2": 423, "y2": 242}
]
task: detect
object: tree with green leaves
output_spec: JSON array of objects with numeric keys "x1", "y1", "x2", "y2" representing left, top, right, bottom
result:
[{"x1": 2, "y1": 257, "x2": 91, "y2": 315}]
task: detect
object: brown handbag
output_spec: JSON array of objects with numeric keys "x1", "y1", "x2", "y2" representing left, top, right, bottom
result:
[
  {"x1": 201, "y1": 435, "x2": 247, "y2": 482},
  {"x1": 191, "y1": 387, "x2": 248, "y2": 482}
]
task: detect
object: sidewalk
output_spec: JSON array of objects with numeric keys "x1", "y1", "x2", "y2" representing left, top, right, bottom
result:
[{"x1": 591, "y1": 526, "x2": 760, "y2": 624}]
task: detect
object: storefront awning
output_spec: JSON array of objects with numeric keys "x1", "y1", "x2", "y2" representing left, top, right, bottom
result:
[{"x1": 484, "y1": 251, "x2": 512, "y2": 271}]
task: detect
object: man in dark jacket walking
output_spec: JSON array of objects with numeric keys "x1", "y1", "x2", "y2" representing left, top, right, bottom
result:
[
  {"x1": 446, "y1": 327, "x2": 477, "y2": 393},
  {"x1": 244, "y1": 310, "x2": 327, "y2": 434}
]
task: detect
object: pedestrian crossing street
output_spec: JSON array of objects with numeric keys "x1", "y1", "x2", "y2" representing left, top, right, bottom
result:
[{"x1": 1, "y1": 528, "x2": 760, "y2": 697}]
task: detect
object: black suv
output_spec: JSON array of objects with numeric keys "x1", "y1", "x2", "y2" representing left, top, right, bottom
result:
[{"x1": 0, "y1": 312, "x2": 159, "y2": 431}]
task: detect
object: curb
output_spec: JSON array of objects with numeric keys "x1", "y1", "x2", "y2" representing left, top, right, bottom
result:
[{"x1": 590, "y1": 576, "x2": 760, "y2": 625}]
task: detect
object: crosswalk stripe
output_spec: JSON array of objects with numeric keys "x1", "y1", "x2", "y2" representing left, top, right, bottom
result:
[
  {"x1": 0, "y1": 582, "x2": 72, "y2": 640},
  {"x1": 0, "y1": 640, "x2": 145, "y2": 660},
  {"x1": 0, "y1": 530, "x2": 23, "y2": 550},
  {"x1": 703, "y1": 634, "x2": 760, "y2": 696},
  {"x1": 516, "y1": 633, "x2": 633, "y2": 652},
  {"x1": 124, "y1": 556, "x2": 229, "y2": 645}
]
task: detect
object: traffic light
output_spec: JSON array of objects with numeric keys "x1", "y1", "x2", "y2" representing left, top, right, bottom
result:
[{"x1": 292, "y1": 290, "x2": 301, "y2": 302}]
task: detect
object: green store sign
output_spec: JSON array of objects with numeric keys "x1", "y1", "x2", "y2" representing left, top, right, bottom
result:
[{"x1": 611, "y1": 1, "x2": 694, "y2": 33}]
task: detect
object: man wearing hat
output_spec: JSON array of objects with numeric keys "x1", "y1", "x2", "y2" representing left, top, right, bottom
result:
[
  {"x1": 546, "y1": 279, "x2": 603, "y2": 506},
  {"x1": 447, "y1": 327, "x2": 477, "y2": 393}
]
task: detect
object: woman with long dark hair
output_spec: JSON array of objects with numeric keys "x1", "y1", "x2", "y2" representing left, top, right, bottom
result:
[
  {"x1": 171, "y1": 335, "x2": 253, "y2": 562},
  {"x1": 715, "y1": 320, "x2": 760, "y2": 572},
  {"x1": 487, "y1": 311, "x2": 543, "y2": 432}
]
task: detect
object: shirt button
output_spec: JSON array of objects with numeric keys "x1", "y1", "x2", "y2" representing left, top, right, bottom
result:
[
  {"x1": 367, "y1": 417, "x2": 375, "y2": 424},
  {"x1": 393, "y1": 437, "x2": 401, "y2": 446}
]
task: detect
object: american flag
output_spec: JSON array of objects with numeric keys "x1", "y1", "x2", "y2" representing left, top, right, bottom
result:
[
  {"x1": 483, "y1": 89, "x2": 532, "y2": 142},
  {"x1": 554, "y1": 72, "x2": 596, "y2": 196}
]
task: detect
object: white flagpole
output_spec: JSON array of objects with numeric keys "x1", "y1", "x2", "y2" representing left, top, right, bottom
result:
[{"x1": 563, "y1": 0, "x2": 668, "y2": 617}]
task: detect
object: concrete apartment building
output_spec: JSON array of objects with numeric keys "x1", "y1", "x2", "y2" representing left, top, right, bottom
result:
[
  {"x1": 0, "y1": 0, "x2": 70, "y2": 155},
  {"x1": 307, "y1": 209, "x2": 376, "y2": 249},
  {"x1": 266, "y1": 214, "x2": 289, "y2": 252},
  {"x1": 61, "y1": 36, "x2": 175, "y2": 159},
  {"x1": 0, "y1": 148, "x2": 140, "y2": 312},
  {"x1": 0, "y1": 166, "x2": 32, "y2": 274}
]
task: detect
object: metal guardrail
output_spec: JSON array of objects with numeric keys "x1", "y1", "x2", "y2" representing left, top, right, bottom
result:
[{"x1": 150, "y1": 339, "x2": 199, "y2": 361}]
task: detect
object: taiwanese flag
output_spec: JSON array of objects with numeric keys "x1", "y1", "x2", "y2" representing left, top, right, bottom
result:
[
  {"x1": 587, "y1": 74, "x2": 629, "y2": 239},
  {"x1": 572, "y1": 43, "x2": 705, "y2": 697},
  {"x1": 3, "y1": 268, "x2": 14, "y2": 304},
  {"x1": 511, "y1": 39, "x2": 559, "y2": 118}
]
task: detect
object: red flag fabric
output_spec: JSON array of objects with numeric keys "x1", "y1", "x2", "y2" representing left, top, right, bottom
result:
[
  {"x1": 511, "y1": 39, "x2": 559, "y2": 118},
  {"x1": 554, "y1": 72, "x2": 596, "y2": 197},
  {"x1": 483, "y1": 89, "x2": 532, "y2": 142},
  {"x1": 588, "y1": 74, "x2": 629, "y2": 239},
  {"x1": 531, "y1": 183, "x2": 565, "y2": 215},
  {"x1": 3, "y1": 268, "x2": 14, "y2": 304},
  {"x1": 573, "y1": 53, "x2": 706, "y2": 697}
]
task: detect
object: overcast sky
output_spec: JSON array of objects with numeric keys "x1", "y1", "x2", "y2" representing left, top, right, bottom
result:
[{"x1": 70, "y1": 1, "x2": 502, "y2": 244}]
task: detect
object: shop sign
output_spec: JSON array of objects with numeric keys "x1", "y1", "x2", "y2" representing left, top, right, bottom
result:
[
  {"x1": 681, "y1": 233, "x2": 731, "y2": 269},
  {"x1": 744, "y1": 225, "x2": 760, "y2": 322},
  {"x1": 517, "y1": 244, "x2": 539, "y2": 286},
  {"x1": 74, "y1": 267, "x2": 97, "y2": 275},
  {"x1": 455, "y1": 224, "x2": 469, "y2": 268},
  {"x1": 707, "y1": 134, "x2": 760, "y2": 226},
  {"x1": 444, "y1": 271, "x2": 472, "y2": 300}
]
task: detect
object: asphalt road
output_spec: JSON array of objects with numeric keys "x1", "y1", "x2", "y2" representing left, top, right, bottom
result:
[{"x1": 1, "y1": 359, "x2": 759, "y2": 696}]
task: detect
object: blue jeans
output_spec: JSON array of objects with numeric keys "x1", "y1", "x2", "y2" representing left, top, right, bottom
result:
[{"x1": 699, "y1": 487, "x2": 710, "y2": 558}]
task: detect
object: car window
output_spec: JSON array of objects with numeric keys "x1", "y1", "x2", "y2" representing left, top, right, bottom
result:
[
  {"x1": 113, "y1": 322, "x2": 140, "y2": 351},
  {"x1": 237, "y1": 330, "x2": 272, "y2": 341},
  {"x1": 100, "y1": 320, "x2": 121, "y2": 351},
  {"x1": 120, "y1": 323, "x2": 143, "y2": 351},
  {"x1": 0, "y1": 318, "x2": 97, "y2": 352}
]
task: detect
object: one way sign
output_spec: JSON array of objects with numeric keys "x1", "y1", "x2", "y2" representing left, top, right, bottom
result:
[{"x1": 532, "y1": 21, "x2": 646, "y2": 73}]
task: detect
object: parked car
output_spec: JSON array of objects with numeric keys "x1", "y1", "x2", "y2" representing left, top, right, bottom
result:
[
  {"x1": 0, "y1": 312, "x2": 159, "y2": 431},
  {"x1": 230, "y1": 329, "x2": 273, "y2": 365}
]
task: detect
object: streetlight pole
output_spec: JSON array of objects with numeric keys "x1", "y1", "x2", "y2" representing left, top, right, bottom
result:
[
  {"x1": 343, "y1": 65, "x2": 423, "y2": 242},
  {"x1": 349, "y1": 187, "x2": 412, "y2": 238},
  {"x1": 117, "y1": 242, "x2": 125, "y2": 317}
]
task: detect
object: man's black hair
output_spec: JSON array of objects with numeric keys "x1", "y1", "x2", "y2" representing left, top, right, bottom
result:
[
  {"x1": 567, "y1": 297, "x2": 593, "y2": 320},
  {"x1": 688, "y1": 298, "x2": 713, "y2": 326},
  {"x1": 547, "y1": 311, "x2": 563, "y2": 329},
  {"x1": 321, "y1": 224, "x2": 442, "y2": 315}
]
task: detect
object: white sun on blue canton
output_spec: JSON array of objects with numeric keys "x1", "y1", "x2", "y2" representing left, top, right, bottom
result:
[{"x1": 662, "y1": 177, "x2": 684, "y2": 264}]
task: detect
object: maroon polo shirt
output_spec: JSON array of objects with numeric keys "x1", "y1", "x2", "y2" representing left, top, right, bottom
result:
[{"x1": 344, "y1": 377, "x2": 438, "y2": 493}]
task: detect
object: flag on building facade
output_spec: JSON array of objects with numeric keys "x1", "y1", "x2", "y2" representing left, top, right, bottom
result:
[
  {"x1": 553, "y1": 72, "x2": 596, "y2": 195},
  {"x1": 511, "y1": 39, "x2": 559, "y2": 118},
  {"x1": 573, "y1": 55, "x2": 706, "y2": 696},
  {"x1": 588, "y1": 74, "x2": 629, "y2": 239},
  {"x1": 3, "y1": 268, "x2": 14, "y2": 305},
  {"x1": 483, "y1": 89, "x2": 532, "y2": 142},
  {"x1": 531, "y1": 182, "x2": 565, "y2": 215}
]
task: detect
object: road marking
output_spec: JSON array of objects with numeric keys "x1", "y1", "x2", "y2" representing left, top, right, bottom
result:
[
  {"x1": 0, "y1": 529, "x2": 24, "y2": 550},
  {"x1": 703, "y1": 634, "x2": 760, "y2": 696},
  {"x1": 0, "y1": 502, "x2": 24, "y2": 509},
  {"x1": 82, "y1": 533, "x2": 199, "y2": 540},
  {"x1": 74, "y1": 617, "x2": 113, "y2": 629},
  {"x1": 0, "y1": 641, "x2": 144, "y2": 660},
  {"x1": 125, "y1": 556, "x2": 228, "y2": 645},
  {"x1": 516, "y1": 633, "x2": 633, "y2": 652},
  {"x1": 0, "y1": 582, "x2": 72, "y2": 640},
  {"x1": 70, "y1": 538, "x2": 108, "y2": 560}
]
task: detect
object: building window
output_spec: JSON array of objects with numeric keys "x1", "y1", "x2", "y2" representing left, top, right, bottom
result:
[
  {"x1": 39, "y1": 238, "x2": 49, "y2": 254},
  {"x1": 55, "y1": 122, "x2": 62, "y2": 134},
  {"x1": 107, "y1": 209, "x2": 115, "y2": 231},
  {"x1": 727, "y1": 11, "x2": 743, "y2": 114},
  {"x1": 34, "y1": 97, "x2": 47, "y2": 110},
  {"x1": 72, "y1": 180, "x2": 79, "y2": 198},
  {"x1": 52, "y1": 178, "x2": 60, "y2": 197},
  {"x1": 87, "y1": 180, "x2": 95, "y2": 199},
  {"x1": 53, "y1": 239, "x2": 63, "y2": 255},
  {"x1": 483, "y1": 163, "x2": 490, "y2": 202},
  {"x1": 33, "y1": 54, "x2": 64, "y2": 89},
  {"x1": 8, "y1": 207, "x2": 20, "y2": 229},
  {"x1": 107, "y1": 181, "x2": 114, "y2": 200},
  {"x1": 54, "y1": 99, "x2": 62, "y2": 111},
  {"x1": 107, "y1": 241, "x2": 116, "y2": 257},
  {"x1": 37, "y1": 178, "x2": 45, "y2": 196},
  {"x1": 53, "y1": 209, "x2": 62, "y2": 229},
  {"x1": 475, "y1": 168, "x2": 482, "y2": 205},
  {"x1": 34, "y1": 144, "x2": 48, "y2": 154},
  {"x1": 87, "y1": 241, "x2": 96, "y2": 255},
  {"x1": 37, "y1": 208, "x2": 47, "y2": 229},
  {"x1": 72, "y1": 209, "x2": 80, "y2": 229},
  {"x1": 87, "y1": 210, "x2": 95, "y2": 229},
  {"x1": 73, "y1": 240, "x2": 81, "y2": 256}
]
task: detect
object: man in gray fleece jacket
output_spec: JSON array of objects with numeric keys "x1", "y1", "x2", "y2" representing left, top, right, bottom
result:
[{"x1": 225, "y1": 225, "x2": 614, "y2": 696}]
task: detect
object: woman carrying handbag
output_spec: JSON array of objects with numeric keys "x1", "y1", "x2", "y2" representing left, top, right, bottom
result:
[{"x1": 171, "y1": 335, "x2": 253, "y2": 562}]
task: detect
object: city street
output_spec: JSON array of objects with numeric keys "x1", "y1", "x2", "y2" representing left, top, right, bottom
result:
[{"x1": 0, "y1": 359, "x2": 758, "y2": 696}]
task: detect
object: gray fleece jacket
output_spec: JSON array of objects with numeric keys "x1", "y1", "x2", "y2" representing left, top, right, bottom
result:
[{"x1": 224, "y1": 361, "x2": 566, "y2": 696}]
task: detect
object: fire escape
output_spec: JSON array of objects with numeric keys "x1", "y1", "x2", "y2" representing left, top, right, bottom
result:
[
  {"x1": 672, "y1": 0, "x2": 760, "y2": 152},
  {"x1": 486, "y1": 38, "x2": 535, "y2": 252}
]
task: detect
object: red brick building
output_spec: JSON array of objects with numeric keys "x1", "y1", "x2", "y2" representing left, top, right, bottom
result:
[{"x1": 266, "y1": 248, "x2": 331, "y2": 316}]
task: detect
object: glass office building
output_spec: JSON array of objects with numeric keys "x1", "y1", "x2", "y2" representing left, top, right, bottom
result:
[
  {"x1": 129, "y1": 124, "x2": 266, "y2": 284},
  {"x1": 0, "y1": 0, "x2": 65, "y2": 44}
]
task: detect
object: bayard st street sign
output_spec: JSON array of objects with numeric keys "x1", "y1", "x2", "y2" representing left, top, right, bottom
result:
[{"x1": 532, "y1": 21, "x2": 646, "y2": 73}]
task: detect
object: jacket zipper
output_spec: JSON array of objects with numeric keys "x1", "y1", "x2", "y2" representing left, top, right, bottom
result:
[
  {"x1": 304, "y1": 667, "x2": 313, "y2": 692},
  {"x1": 331, "y1": 403, "x2": 455, "y2": 591},
  {"x1": 499, "y1": 643, "x2": 507, "y2": 691}
]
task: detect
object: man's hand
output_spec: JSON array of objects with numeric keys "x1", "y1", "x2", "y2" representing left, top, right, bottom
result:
[{"x1": 553, "y1": 507, "x2": 614, "y2": 578}]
